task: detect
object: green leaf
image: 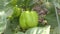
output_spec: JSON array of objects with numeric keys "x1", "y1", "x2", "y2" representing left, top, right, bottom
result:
[
  {"x1": 54, "y1": 2, "x2": 60, "y2": 9},
  {"x1": 15, "y1": 32, "x2": 24, "y2": 34},
  {"x1": 4, "y1": 18, "x2": 19, "y2": 34},
  {"x1": 25, "y1": 25, "x2": 50, "y2": 34},
  {"x1": 22, "y1": 0, "x2": 38, "y2": 10},
  {"x1": 0, "y1": 11, "x2": 7, "y2": 34}
]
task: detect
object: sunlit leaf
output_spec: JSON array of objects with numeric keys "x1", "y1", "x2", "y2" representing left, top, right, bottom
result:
[
  {"x1": 0, "y1": 11, "x2": 7, "y2": 34},
  {"x1": 25, "y1": 25, "x2": 50, "y2": 34}
]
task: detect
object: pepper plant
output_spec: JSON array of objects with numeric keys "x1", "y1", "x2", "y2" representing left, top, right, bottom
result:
[{"x1": 0, "y1": 0, "x2": 60, "y2": 34}]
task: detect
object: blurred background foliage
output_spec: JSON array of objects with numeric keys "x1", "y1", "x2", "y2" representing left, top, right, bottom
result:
[{"x1": 0, "y1": 0, "x2": 60, "y2": 34}]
